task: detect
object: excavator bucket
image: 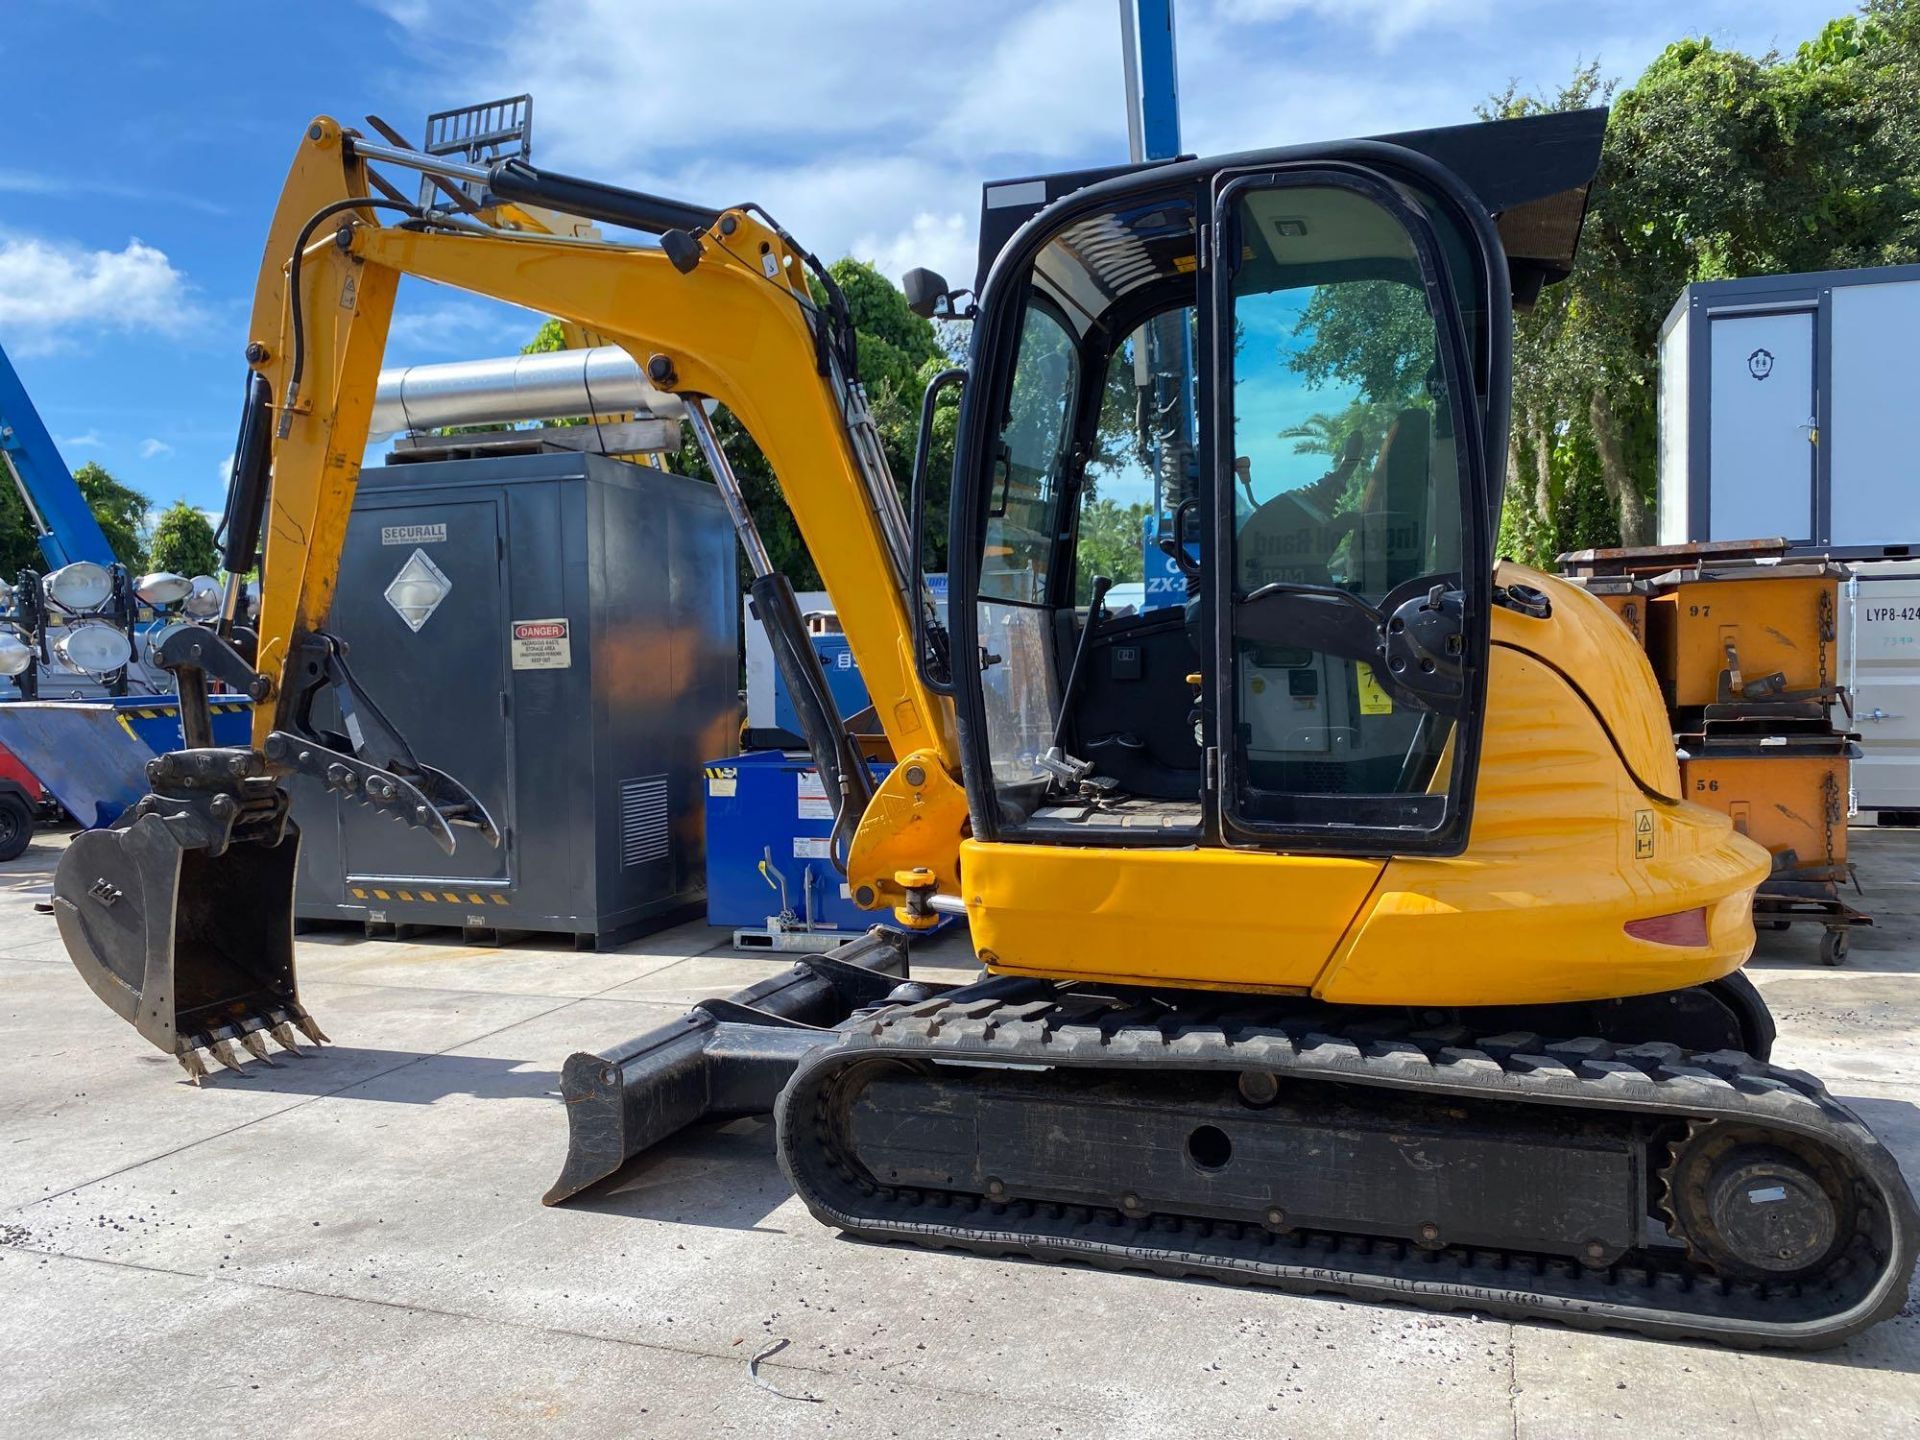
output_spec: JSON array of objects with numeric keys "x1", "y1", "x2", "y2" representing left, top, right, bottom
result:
[{"x1": 52, "y1": 750, "x2": 326, "y2": 1080}]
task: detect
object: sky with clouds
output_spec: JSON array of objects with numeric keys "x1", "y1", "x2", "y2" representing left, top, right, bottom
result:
[{"x1": 0, "y1": 0, "x2": 1851, "y2": 516}]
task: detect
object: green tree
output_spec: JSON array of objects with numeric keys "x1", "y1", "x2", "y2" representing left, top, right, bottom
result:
[
  {"x1": 523, "y1": 318, "x2": 568, "y2": 354},
  {"x1": 1288, "y1": 281, "x2": 1434, "y2": 409},
  {"x1": 0, "y1": 482, "x2": 45, "y2": 578},
  {"x1": 669, "y1": 258, "x2": 950, "y2": 591},
  {"x1": 0, "y1": 460, "x2": 153, "y2": 575},
  {"x1": 72, "y1": 462, "x2": 148, "y2": 570},
  {"x1": 1279, "y1": 398, "x2": 1399, "y2": 461},
  {"x1": 1074, "y1": 498, "x2": 1150, "y2": 596},
  {"x1": 1490, "y1": 18, "x2": 1920, "y2": 561},
  {"x1": 148, "y1": 499, "x2": 219, "y2": 578}
]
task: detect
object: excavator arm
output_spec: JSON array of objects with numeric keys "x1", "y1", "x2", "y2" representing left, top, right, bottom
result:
[
  {"x1": 51, "y1": 116, "x2": 966, "y2": 1081},
  {"x1": 253, "y1": 120, "x2": 960, "y2": 838}
]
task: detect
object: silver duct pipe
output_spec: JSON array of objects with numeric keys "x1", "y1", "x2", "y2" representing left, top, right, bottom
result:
[{"x1": 369, "y1": 346, "x2": 689, "y2": 439}]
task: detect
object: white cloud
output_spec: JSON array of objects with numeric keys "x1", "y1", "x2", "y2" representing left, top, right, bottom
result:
[
  {"x1": 214, "y1": 453, "x2": 233, "y2": 486},
  {"x1": 365, "y1": 0, "x2": 1131, "y2": 292},
  {"x1": 1212, "y1": 0, "x2": 1488, "y2": 43},
  {"x1": 138, "y1": 438, "x2": 173, "y2": 460},
  {"x1": 60, "y1": 431, "x2": 103, "y2": 450},
  {"x1": 363, "y1": 0, "x2": 1837, "y2": 307},
  {"x1": 850, "y1": 211, "x2": 974, "y2": 296},
  {"x1": 0, "y1": 169, "x2": 229, "y2": 217},
  {"x1": 0, "y1": 234, "x2": 193, "y2": 351},
  {"x1": 935, "y1": 0, "x2": 1123, "y2": 158},
  {"x1": 386, "y1": 292, "x2": 541, "y2": 357}
]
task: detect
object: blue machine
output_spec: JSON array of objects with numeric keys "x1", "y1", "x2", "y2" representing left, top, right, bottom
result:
[
  {"x1": 1119, "y1": 0, "x2": 1197, "y2": 612},
  {"x1": 773, "y1": 630, "x2": 870, "y2": 737},
  {"x1": 0, "y1": 339, "x2": 117, "y2": 569},
  {"x1": 0, "y1": 697, "x2": 254, "y2": 828},
  {"x1": 765, "y1": 578, "x2": 945, "y2": 738},
  {"x1": 0, "y1": 340, "x2": 252, "y2": 831},
  {"x1": 705, "y1": 749, "x2": 949, "y2": 949}
]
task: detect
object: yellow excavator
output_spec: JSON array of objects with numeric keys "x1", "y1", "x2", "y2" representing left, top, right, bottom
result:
[{"x1": 51, "y1": 107, "x2": 1916, "y2": 1349}]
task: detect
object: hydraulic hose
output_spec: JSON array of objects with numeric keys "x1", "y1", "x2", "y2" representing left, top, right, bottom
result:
[{"x1": 281, "y1": 196, "x2": 420, "y2": 436}]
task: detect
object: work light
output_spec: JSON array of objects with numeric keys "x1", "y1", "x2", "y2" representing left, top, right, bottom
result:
[
  {"x1": 134, "y1": 572, "x2": 194, "y2": 607},
  {"x1": 42, "y1": 561, "x2": 114, "y2": 613},
  {"x1": 0, "y1": 630, "x2": 32, "y2": 676},
  {"x1": 55, "y1": 620, "x2": 132, "y2": 675},
  {"x1": 142, "y1": 619, "x2": 185, "y2": 672},
  {"x1": 182, "y1": 575, "x2": 222, "y2": 620}
]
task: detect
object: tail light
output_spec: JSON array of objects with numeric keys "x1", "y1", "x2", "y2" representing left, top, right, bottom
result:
[{"x1": 1624, "y1": 907, "x2": 1710, "y2": 947}]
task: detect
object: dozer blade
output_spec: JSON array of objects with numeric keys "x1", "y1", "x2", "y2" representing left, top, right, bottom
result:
[
  {"x1": 542, "y1": 929, "x2": 915, "y2": 1205},
  {"x1": 52, "y1": 767, "x2": 318, "y2": 1073}
]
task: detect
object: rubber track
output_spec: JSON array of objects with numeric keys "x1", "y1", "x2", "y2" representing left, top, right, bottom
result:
[{"x1": 775, "y1": 989, "x2": 1920, "y2": 1350}]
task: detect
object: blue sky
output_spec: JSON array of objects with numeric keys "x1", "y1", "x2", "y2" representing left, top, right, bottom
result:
[{"x1": 0, "y1": 0, "x2": 1848, "y2": 519}]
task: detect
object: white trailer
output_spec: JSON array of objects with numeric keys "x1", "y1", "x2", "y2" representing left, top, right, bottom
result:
[{"x1": 1659, "y1": 263, "x2": 1920, "y2": 554}]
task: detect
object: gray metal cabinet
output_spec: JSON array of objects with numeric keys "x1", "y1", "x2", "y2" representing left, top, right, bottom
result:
[{"x1": 291, "y1": 450, "x2": 738, "y2": 946}]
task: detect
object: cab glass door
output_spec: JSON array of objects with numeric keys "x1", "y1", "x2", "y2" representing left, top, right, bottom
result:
[{"x1": 1214, "y1": 171, "x2": 1489, "y2": 852}]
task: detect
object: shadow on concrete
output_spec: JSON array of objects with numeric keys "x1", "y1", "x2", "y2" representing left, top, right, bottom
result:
[
  {"x1": 181, "y1": 1046, "x2": 559, "y2": 1104},
  {"x1": 558, "y1": 1117, "x2": 796, "y2": 1231}
]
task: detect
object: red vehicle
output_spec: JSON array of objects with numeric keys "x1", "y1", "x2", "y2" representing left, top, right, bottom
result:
[{"x1": 0, "y1": 740, "x2": 48, "y2": 861}]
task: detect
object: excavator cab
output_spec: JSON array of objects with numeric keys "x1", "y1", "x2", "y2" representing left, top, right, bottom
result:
[{"x1": 950, "y1": 156, "x2": 1496, "y2": 857}]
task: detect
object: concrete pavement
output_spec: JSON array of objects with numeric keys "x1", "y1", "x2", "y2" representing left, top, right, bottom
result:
[{"x1": 2, "y1": 828, "x2": 1916, "y2": 1437}]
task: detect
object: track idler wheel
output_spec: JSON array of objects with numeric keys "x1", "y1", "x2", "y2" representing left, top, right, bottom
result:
[{"x1": 1662, "y1": 1121, "x2": 1858, "y2": 1281}]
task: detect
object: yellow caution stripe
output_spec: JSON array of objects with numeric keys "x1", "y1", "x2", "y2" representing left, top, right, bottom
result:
[
  {"x1": 349, "y1": 886, "x2": 510, "y2": 907},
  {"x1": 113, "y1": 700, "x2": 251, "y2": 736}
]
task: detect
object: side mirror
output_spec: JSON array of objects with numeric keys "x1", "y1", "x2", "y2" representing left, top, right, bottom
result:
[
  {"x1": 902, "y1": 268, "x2": 949, "y2": 319},
  {"x1": 903, "y1": 267, "x2": 976, "y2": 321},
  {"x1": 910, "y1": 366, "x2": 967, "y2": 694}
]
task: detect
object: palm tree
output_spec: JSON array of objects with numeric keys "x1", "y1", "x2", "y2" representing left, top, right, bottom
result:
[{"x1": 1279, "y1": 398, "x2": 1391, "y2": 461}]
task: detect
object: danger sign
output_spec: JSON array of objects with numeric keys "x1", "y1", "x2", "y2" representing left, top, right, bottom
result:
[{"x1": 511, "y1": 618, "x2": 572, "y2": 670}]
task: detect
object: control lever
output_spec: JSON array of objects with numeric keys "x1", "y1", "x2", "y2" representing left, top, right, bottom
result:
[
  {"x1": 1040, "y1": 575, "x2": 1111, "y2": 790},
  {"x1": 758, "y1": 847, "x2": 808, "y2": 931}
]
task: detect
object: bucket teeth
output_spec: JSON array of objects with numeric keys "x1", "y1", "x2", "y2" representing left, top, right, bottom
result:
[
  {"x1": 269, "y1": 1022, "x2": 306, "y2": 1056},
  {"x1": 207, "y1": 1038, "x2": 251, "y2": 1075},
  {"x1": 177, "y1": 1049, "x2": 209, "y2": 1085},
  {"x1": 238, "y1": 1030, "x2": 279, "y2": 1066},
  {"x1": 294, "y1": 1013, "x2": 331, "y2": 1047}
]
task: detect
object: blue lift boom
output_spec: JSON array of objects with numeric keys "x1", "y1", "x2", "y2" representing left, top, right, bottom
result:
[
  {"x1": 1119, "y1": 0, "x2": 1197, "y2": 609},
  {"x1": 0, "y1": 339, "x2": 117, "y2": 569}
]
